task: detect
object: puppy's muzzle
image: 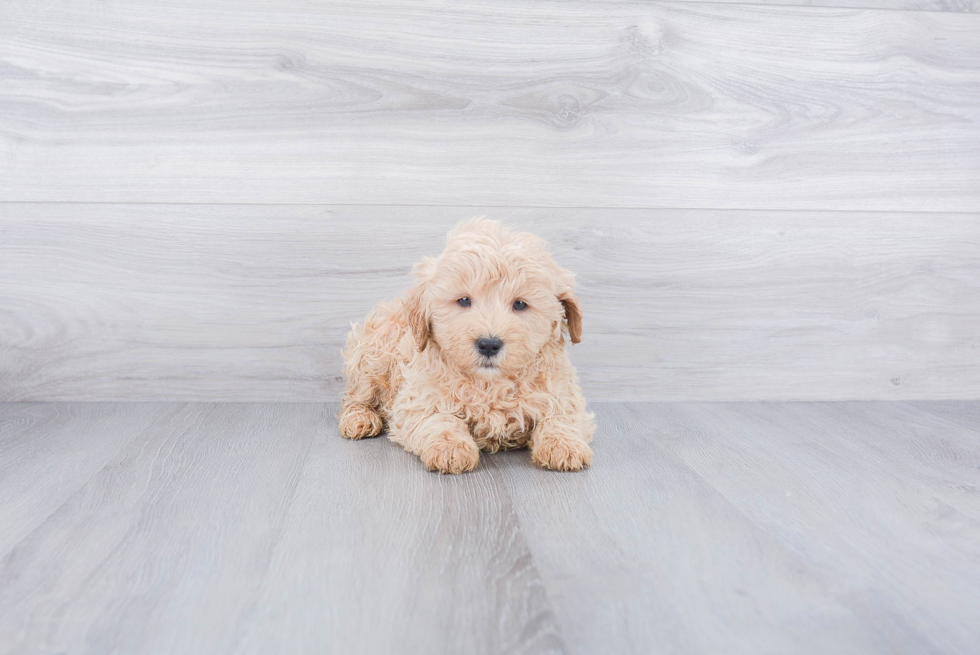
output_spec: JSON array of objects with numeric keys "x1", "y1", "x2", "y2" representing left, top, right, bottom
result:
[{"x1": 476, "y1": 336, "x2": 504, "y2": 359}]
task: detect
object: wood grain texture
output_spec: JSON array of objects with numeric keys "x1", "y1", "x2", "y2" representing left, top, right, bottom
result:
[
  {"x1": 0, "y1": 402, "x2": 176, "y2": 557},
  {"x1": 1, "y1": 1, "x2": 978, "y2": 210},
  {"x1": 495, "y1": 401, "x2": 980, "y2": 654},
  {"x1": 667, "y1": 401, "x2": 980, "y2": 653},
  {"x1": 1, "y1": 401, "x2": 979, "y2": 653},
  {"x1": 685, "y1": 0, "x2": 980, "y2": 11},
  {"x1": 0, "y1": 402, "x2": 563, "y2": 655},
  {"x1": 233, "y1": 408, "x2": 563, "y2": 655},
  {"x1": 909, "y1": 399, "x2": 980, "y2": 431},
  {"x1": 0, "y1": 403, "x2": 317, "y2": 655},
  {"x1": 3, "y1": 204, "x2": 979, "y2": 402}
]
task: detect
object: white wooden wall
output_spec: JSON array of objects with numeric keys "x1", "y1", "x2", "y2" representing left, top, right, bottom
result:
[{"x1": 1, "y1": 0, "x2": 978, "y2": 401}]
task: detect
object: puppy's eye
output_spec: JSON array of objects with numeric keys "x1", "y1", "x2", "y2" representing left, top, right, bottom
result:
[
  {"x1": 457, "y1": 297, "x2": 471, "y2": 308},
  {"x1": 512, "y1": 300, "x2": 528, "y2": 311}
]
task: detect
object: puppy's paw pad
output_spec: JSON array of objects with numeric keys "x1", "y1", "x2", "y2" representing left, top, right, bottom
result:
[
  {"x1": 532, "y1": 438, "x2": 593, "y2": 472},
  {"x1": 339, "y1": 406, "x2": 383, "y2": 440},
  {"x1": 422, "y1": 435, "x2": 480, "y2": 474}
]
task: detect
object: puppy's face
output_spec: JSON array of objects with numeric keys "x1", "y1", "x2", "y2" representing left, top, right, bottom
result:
[{"x1": 407, "y1": 220, "x2": 582, "y2": 379}]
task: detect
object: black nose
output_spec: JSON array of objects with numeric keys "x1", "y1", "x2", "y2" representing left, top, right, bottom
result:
[{"x1": 476, "y1": 337, "x2": 504, "y2": 358}]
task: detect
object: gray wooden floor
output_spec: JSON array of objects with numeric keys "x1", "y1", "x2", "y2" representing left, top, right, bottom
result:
[{"x1": 2, "y1": 401, "x2": 978, "y2": 654}]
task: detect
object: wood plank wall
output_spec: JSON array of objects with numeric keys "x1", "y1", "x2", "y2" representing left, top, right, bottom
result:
[{"x1": 1, "y1": 0, "x2": 978, "y2": 401}]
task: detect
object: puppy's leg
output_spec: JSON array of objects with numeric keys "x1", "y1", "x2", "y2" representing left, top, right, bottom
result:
[
  {"x1": 339, "y1": 320, "x2": 386, "y2": 440},
  {"x1": 530, "y1": 413, "x2": 595, "y2": 472},
  {"x1": 391, "y1": 411, "x2": 480, "y2": 474},
  {"x1": 339, "y1": 388, "x2": 384, "y2": 440}
]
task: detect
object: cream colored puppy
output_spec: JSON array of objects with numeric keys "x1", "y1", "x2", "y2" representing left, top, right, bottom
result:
[{"x1": 339, "y1": 218, "x2": 595, "y2": 474}]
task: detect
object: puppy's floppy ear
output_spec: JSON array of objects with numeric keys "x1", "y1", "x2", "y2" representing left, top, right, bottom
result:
[
  {"x1": 405, "y1": 257, "x2": 435, "y2": 352},
  {"x1": 405, "y1": 284, "x2": 429, "y2": 352},
  {"x1": 559, "y1": 290, "x2": 583, "y2": 344}
]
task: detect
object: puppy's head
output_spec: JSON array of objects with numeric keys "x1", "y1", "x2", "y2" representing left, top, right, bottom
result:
[{"x1": 406, "y1": 218, "x2": 582, "y2": 379}]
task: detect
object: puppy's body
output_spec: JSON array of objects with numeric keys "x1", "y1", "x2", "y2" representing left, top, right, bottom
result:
[{"x1": 340, "y1": 219, "x2": 595, "y2": 473}]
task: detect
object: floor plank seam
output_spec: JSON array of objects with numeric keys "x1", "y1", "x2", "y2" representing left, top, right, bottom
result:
[
  {"x1": 226, "y1": 422, "x2": 317, "y2": 653},
  {"x1": 484, "y1": 456, "x2": 572, "y2": 654}
]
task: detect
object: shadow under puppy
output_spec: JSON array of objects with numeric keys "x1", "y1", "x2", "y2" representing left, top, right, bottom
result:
[{"x1": 340, "y1": 218, "x2": 595, "y2": 473}]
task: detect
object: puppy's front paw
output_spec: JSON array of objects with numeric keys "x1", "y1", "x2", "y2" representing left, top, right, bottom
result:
[
  {"x1": 421, "y1": 432, "x2": 480, "y2": 474},
  {"x1": 339, "y1": 404, "x2": 384, "y2": 440},
  {"x1": 532, "y1": 436, "x2": 593, "y2": 472}
]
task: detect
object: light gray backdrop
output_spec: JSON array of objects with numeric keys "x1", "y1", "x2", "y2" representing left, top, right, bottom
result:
[{"x1": 2, "y1": 0, "x2": 978, "y2": 402}]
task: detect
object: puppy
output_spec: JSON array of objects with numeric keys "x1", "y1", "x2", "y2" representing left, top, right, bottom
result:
[{"x1": 339, "y1": 218, "x2": 595, "y2": 473}]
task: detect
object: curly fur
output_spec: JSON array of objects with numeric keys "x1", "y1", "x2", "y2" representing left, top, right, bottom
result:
[{"x1": 339, "y1": 218, "x2": 596, "y2": 473}]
